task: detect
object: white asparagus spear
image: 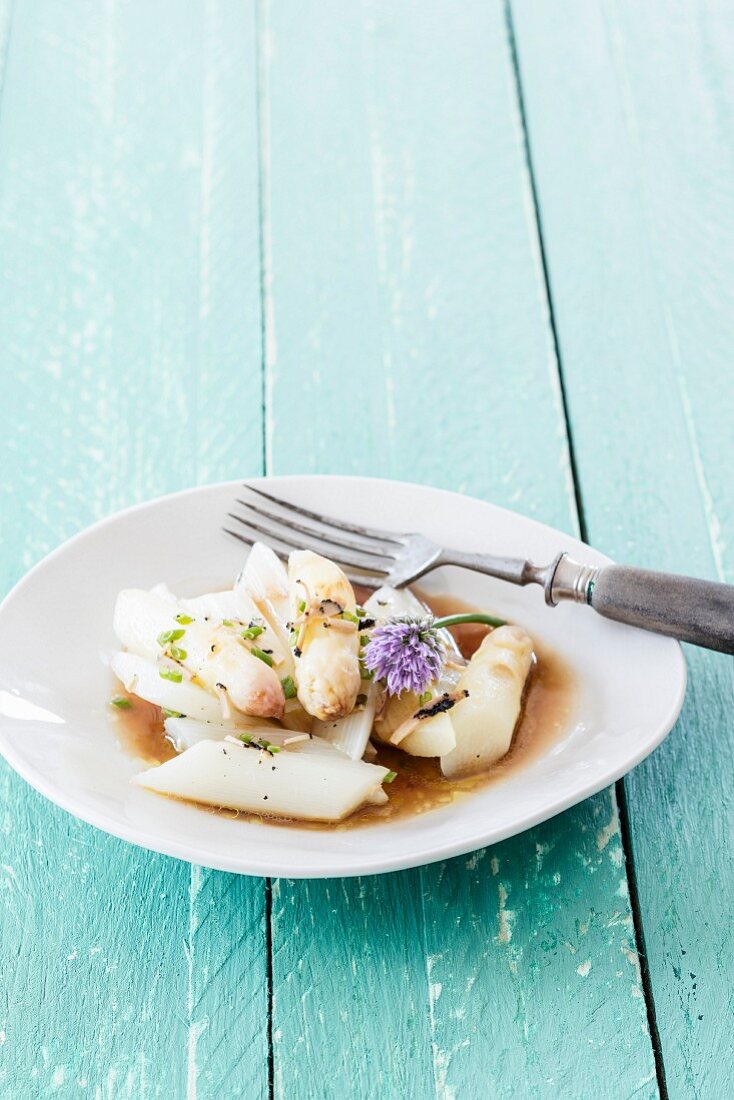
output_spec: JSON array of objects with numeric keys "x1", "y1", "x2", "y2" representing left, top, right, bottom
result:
[
  {"x1": 233, "y1": 585, "x2": 295, "y2": 678},
  {"x1": 113, "y1": 588, "x2": 284, "y2": 719},
  {"x1": 309, "y1": 584, "x2": 400, "y2": 758},
  {"x1": 280, "y1": 698, "x2": 313, "y2": 733},
  {"x1": 147, "y1": 584, "x2": 239, "y2": 622},
  {"x1": 238, "y1": 541, "x2": 290, "y2": 619},
  {"x1": 237, "y1": 542, "x2": 292, "y2": 651},
  {"x1": 288, "y1": 550, "x2": 361, "y2": 721},
  {"x1": 389, "y1": 709, "x2": 457, "y2": 758},
  {"x1": 313, "y1": 688, "x2": 378, "y2": 759},
  {"x1": 164, "y1": 717, "x2": 326, "y2": 754},
  {"x1": 366, "y1": 586, "x2": 458, "y2": 757},
  {"x1": 134, "y1": 738, "x2": 389, "y2": 821},
  {"x1": 440, "y1": 624, "x2": 534, "y2": 778},
  {"x1": 146, "y1": 573, "x2": 293, "y2": 684},
  {"x1": 111, "y1": 651, "x2": 224, "y2": 721},
  {"x1": 372, "y1": 666, "x2": 460, "y2": 757},
  {"x1": 180, "y1": 589, "x2": 239, "y2": 621}
]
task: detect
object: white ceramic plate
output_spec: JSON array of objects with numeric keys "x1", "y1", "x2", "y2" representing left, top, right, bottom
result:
[{"x1": 0, "y1": 476, "x2": 686, "y2": 878}]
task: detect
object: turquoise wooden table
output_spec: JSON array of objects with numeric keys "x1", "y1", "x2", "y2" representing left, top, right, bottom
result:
[{"x1": 1, "y1": 2, "x2": 732, "y2": 1096}]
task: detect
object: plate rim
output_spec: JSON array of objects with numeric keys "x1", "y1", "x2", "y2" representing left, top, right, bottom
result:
[{"x1": 0, "y1": 475, "x2": 687, "y2": 877}]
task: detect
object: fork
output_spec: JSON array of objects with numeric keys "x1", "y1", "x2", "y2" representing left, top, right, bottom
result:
[{"x1": 225, "y1": 486, "x2": 734, "y2": 654}]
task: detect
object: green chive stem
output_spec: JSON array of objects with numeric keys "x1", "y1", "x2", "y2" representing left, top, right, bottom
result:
[{"x1": 433, "y1": 612, "x2": 505, "y2": 630}]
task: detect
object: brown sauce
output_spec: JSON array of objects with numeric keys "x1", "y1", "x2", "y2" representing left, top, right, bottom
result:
[{"x1": 113, "y1": 590, "x2": 576, "y2": 828}]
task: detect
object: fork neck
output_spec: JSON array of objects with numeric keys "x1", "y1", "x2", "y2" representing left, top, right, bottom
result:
[{"x1": 434, "y1": 549, "x2": 598, "y2": 606}]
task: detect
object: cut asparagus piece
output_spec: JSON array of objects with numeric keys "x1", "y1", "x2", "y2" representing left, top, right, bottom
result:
[
  {"x1": 372, "y1": 663, "x2": 461, "y2": 755},
  {"x1": 134, "y1": 738, "x2": 389, "y2": 821},
  {"x1": 312, "y1": 682, "x2": 378, "y2": 759},
  {"x1": 164, "y1": 717, "x2": 332, "y2": 755},
  {"x1": 288, "y1": 550, "x2": 361, "y2": 721},
  {"x1": 280, "y1": 697, "x2": 313, "y2": 733},
  {"x1": 113, "y1": 588, "x2": 284, "y2": 719},
  {"x1": 147, "y1": 584, "x2": 240, "y2": 622},
  {"x1": 441, "y1": 625, "x2": 534, "y2": 778},
  {"x1": 389, "y1": 707, "x2": 457, "y2": 758},
  {"x1": 365, "y1": 585, "x2": 463, "y2": 756},
  {"x1": 237, "y1": 542, "x2": 292, "y2": 653},
  {"x1": 232, "y1": 584, "x2": 295, "y2": 678},
  {"x1": 111, "y1": 651, "x2": 223, "y2": 721}
]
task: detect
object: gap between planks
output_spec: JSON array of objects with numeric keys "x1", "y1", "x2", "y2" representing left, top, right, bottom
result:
[
  {"x1": 254, "y1": 3, "x2": 276, "y2": 1097},
  {"x1": 503, "y1": 1, "x2": 669, "y2": 1096}
]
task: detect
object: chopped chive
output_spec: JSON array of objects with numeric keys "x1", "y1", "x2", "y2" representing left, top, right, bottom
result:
[
  {"x1": 239, "y1": 733, "x2": 253, "y2": 744},
  {"x1": 281, "y1": 675, "x2": 297, "y2": 700},
  {"x1": 269, "y1": 745, "x2": 281, "y2": 754},
  {"x1": 175, "y1": 613, "x2": 193, "y2": 625},
  {"x1": 383, "y1": 770, "x2": 398, "y2": 784},
  {"x1": 251, "y1": 646, "x2": 274, "y2": 667},
  {"x1": 297, "y1": 599, "x2": 306, "y2": 614},
  {"x1": 419, "y1": 690, "x2": 432, "y2": 705},
  {"x1": 359, "y1": 660, "x2": 374, "y2": 681},
  {"x1": 241, "y1": 624, "x2": 264, "y2": 640},
  {"x1": 162, "y1": 707, "x2": 184, "y2": 719},
  {"x1": 170, "y1": 645, "x2": 187, "y2": 661},
  {"x1": 340, "y1": 611, "x2": 359, "y2": 624},
  {"x1": 111, "y1": 696, "x2": 132, "y2": 710},
  {"x1": 360, "y1": 634, "x2": 370, "y2": 647},
  {"x1": 356, "y1": 607, "x2": 367, "y2": 618},
  {"x1": 157, "y1": 627, "x2": 186, "y2": 646},
  {"x1": 159, "y1": 667, "x2": 183, "y2": 683},
  {"x1": 222, "y1": 619, "x2": 234, "y2": 628}
]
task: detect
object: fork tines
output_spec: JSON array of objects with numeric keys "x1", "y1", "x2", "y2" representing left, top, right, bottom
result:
[{"x1": 224, "y1": 485, "x2": 403, "y2": 588}]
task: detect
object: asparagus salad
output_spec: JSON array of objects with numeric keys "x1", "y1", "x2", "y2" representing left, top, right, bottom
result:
[{"x1": 110, "y1": 543, "x2": 535, "y2": 824}]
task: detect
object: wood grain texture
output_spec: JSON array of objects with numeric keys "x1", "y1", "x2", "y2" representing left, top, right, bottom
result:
[
  {"x1": 0, "y1": 2, "x2": 267, "y2": 1096},
  {"x1": 261, "y1": 2, "x2": 656, "y2": 1096},
  {"x1": 511, "y1": 1, "x2": 734, "y2": 1095}
]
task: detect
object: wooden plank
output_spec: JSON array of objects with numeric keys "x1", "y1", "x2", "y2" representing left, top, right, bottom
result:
[
  {"x1": 511, "y1": 1, "x2": 734, "y2": 1094},
  {"x1": 261, "y1": 2, "x2": 656, "y2": 1096},
  {"x1": 0, "y1": 2, "x2": 268, "y2": 1096}
]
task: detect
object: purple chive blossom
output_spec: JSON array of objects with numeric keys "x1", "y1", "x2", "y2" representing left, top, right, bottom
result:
[{"x1": 363, "y1": 617, "x2": 444, "y2": 696}]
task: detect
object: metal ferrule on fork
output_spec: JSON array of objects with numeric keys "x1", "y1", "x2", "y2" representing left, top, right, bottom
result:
[{"x1": 539, "y1": 553, "x2": 600, "y2": 607}]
